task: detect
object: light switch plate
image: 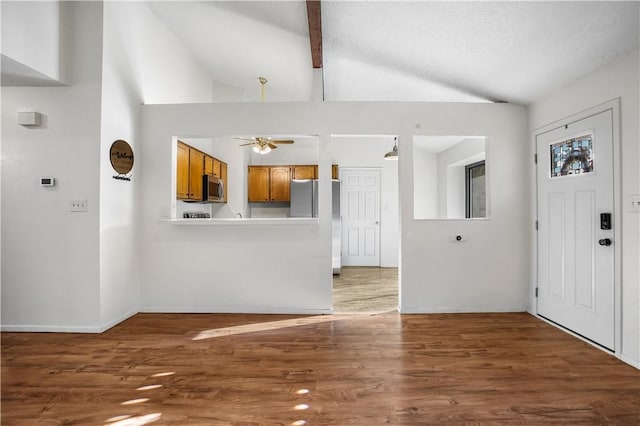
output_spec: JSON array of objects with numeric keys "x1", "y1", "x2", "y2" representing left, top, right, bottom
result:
[{"x1": 70, "y1": 200, "x2": 88, "y2": 212}]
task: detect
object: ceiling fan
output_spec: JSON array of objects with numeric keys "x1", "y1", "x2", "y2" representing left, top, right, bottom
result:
[{"x1": 236, "y1": 136, "x2": 294, "y2": 155}]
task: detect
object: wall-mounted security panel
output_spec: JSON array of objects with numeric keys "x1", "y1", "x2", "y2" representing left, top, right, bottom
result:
[
  {"x1": 18, "y1": 112, "x2": 42, "y2": 126},
  {"x1": 39, "y1": 177, "x2": 55, "y2": 187}
]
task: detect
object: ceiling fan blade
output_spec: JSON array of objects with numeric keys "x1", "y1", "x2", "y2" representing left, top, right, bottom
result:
[
  {"x1": 234, "y1": 137, "x2": 256, "y2": 142},
  {"x1": 271, "y1": 140, "x2": 295, "y2": 144},
  {"x1": 267, "y1": 143, "x2": 278, "y2": 149},
  {"x1": 238, "y1": 142, "x2": 257, "y2": 146}
]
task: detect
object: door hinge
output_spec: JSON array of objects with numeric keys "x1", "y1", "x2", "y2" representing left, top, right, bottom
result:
[
  {"x1": 535, "y1": 220, "x2": 538, "y2": 230},
  {"x1": 534, "y1": 153, "x2": 538, "y2": 164},
  {"x1": 535, "y1": 287, "x2": 538, "y2": 298}
]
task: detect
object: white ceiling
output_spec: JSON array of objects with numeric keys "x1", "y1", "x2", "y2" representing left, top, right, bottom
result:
[{"x1": 146, "y1": 0, "x2": 639, "y2": 105}]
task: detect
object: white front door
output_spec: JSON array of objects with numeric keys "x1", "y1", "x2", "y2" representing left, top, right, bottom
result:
[
  {"x1": 536, "y1": 109, "x2": 615, "y2": 350},
  {"x1": 341, "y1": 168, "x2": 381, "y2": 267}
]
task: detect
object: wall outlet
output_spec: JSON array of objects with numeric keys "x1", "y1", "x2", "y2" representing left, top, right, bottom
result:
[
  {"x1": 70, "y1": 200, "x2": 88, "y2": 212},
  {"x1": 627, "y1": 194, "x2": 640, "y2": 213},
  {"x1": 450, "y1": 234, "x2": 469, "y2": 242}
]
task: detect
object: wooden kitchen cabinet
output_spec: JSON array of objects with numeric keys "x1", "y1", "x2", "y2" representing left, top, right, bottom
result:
[
  {"x1": 204, "y1": 155, "x2": 214, "y2": 176},
  {"x1": 213, "y1": 159, "x2": 222, "y2": 178},
  {"x1": 247, "y1": 165, "x2": 291, "y2": 202},
  {"x1": 248, "y1": 166, "x2": 270, "y2": 202},
  {"x1": 292, "y1": 165, "x2": 317, "y2": 180},
  {"x1": 176, "y1": 142, "x2": 190, "y2": 199},
  {"x1": 220, "y1": 162, "x2": 228, "y2": 202},
  {"x1": 177, "y1": 141, "x2": 205, "y2": 201},
  {"x1": 270, "y1": 167, "x2": 291, "y2": 201},
  {"x1": 177, "y1": 141, "x2": 227, "y2": 202},
  {"x1": 189, "y1": 148, "x2": 205, "y2": 200}
]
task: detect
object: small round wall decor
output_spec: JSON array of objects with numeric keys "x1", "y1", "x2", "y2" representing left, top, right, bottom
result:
[{"x1": 110, "y1": 140, "x2": 134, "y2": 179}]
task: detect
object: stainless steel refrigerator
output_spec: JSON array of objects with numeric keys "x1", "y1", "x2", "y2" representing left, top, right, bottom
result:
[{"x1": 290, "y1": 179, "x2": 341, "y2": 274}]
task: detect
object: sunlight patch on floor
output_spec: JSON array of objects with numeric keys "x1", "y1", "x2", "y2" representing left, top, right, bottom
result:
[
  {"x1": 105, "y1": 413, "x2": 161, "y2": 426},
  {"x1": 191, "y1": 314, "x2": 360, "y2": 341}
]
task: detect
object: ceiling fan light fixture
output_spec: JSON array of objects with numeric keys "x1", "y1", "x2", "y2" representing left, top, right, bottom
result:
[
  {"x1": 253, "y1": 144, "x2": 271, "y2": 155},
  {"x1": 384, "y1": 137, "x2": 398, "y2": 160}
]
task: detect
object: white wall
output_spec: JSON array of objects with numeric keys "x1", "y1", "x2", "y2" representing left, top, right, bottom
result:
[
  {"x1": 117, "y1": 2, "x2": 213, "y2": 104},
  {"x1": 413, "y1": 147, "x2": 438, "y2": 219},
  {"x1": 331, "y1": 135, "x2": 400, "y2": 267},
  {"x1": 139, "y1": 102, "x2": 528, "y2": 315},
  {"x1": 1, "y1": 1, "x2": 217, "y2": 332},
  {"x1": 1, "y1": 2, "x2": 104, "y2": 331},
  {"x1": 528, "y1": 49, "x2": 640, "y2": 368},
  {"x1": 1, "y1": 1, "x2": 67, "y2": 83},
  {"x1": 401, "y1": 105, "x2": 529, "y2": 313},
  {"x1": 99, "y1": 2, "x2": 145, "y2": 328}
]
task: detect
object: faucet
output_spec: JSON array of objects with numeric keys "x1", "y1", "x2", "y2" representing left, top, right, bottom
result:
[{"x1": 235, "y1": 212, "x2": 243, "y2": 218}]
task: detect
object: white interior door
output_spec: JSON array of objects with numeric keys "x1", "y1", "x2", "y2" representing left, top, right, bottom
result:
[
  {"x1": 536, "y1": 109, "x2": 615, "y2": 350},
  {"x1": 341, "y1": 168, "x2": 381, "y2": 267}
]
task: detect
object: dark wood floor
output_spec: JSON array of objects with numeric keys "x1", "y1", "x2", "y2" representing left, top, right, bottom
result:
[{"x1": 2, "y1": 312, "x2": 639, "y2": 425}]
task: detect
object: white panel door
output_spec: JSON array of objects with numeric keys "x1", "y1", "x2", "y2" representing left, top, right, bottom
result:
[
  {"x1": 536, "y1": 109, "x2": 614, "y2": 350},
  {"x1": 341, "y1": 169, "x2": 381, "y2": 266}
]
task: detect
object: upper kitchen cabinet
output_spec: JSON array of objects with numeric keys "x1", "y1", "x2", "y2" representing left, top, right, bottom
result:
[
  {"x1": 188, "y1": 148, "x2": 205, "y2": 201},
  {"x1": 292, "y1": 165, "x2": 317, "y2": 180},
  {"x1": 177, "y1": 142, "x2": 190, "y2": 199},
  {"x1": 177, "y1": 141, "x2": 204, "y2": 201},
  {"x1": 204, "y1": 155, "x2": 213, "y2": 176},
  {"x1": 248, "y1": 165, "x2": 291, "y2": 202},
  {"x1": 212, "y1": 158, "x2": 222, "y2": 178},
  {"x1": 177, "y1": 140, "x2": 227, "y2": 203},
  {"x1": 220, "y1": 162, "x2": 228, "y2": 202},
  {"x1": 270, "y1": 167, "x2": 291, "y2": 202}
]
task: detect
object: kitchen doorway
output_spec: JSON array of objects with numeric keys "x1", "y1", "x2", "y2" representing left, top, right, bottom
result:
[{"x1": 330, "y1": 135, "x2": 400, "y2": 313}]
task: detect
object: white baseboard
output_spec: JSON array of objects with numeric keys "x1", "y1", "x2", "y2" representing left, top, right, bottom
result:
[
  {"x1": 1, "y1": 324, "x2": 103, "y2": 333},
  {"x1": 1, "y1": 309, "x2": 139, "y2": 333},
  {"x1": 621, "y1": 354, "x2": 640, "y2": 370},
  {"x1": 399, "y1": 305, "x2": 528, "y2": 314},
  {"x1": 139, "y1": 306, "x2": 333, "y2": 315},
  {"x1": 99, "y1": 309, "x2": 138, "y2": 332}
]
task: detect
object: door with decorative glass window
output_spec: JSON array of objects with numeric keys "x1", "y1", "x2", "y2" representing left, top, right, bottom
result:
[{"x1": 536, "y1": 109, "x2": 614, "y2": 350}]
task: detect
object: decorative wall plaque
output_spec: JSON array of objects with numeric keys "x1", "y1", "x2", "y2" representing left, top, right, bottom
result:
[{"x1": 110, "y1": 140, "x2": 134, "y2": 180}]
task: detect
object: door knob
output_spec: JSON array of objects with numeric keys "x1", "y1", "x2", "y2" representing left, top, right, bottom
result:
[{"x1": 598, "y1": 238, "x2": 612, "y2": 246}]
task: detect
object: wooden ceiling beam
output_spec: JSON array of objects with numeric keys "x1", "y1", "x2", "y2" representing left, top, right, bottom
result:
[{"x1": 306, "y1": 0, "x2": 323, "y2": 68}]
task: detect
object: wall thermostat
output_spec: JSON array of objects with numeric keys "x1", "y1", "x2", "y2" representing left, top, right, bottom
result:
[{"x1": 40, "y1": 177, "x2": 55, "y2": 187}]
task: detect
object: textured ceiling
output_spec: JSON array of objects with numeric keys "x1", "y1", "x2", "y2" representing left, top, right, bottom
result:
[
  {"x1": 4, "y1": 1, "x2": 638, "y2": 105},
  {"x1": 322, "y1": 1, "x2": 639, "y2": 104},
  {"x1": 147, "y1": 0, "x2": 639, "y2": 105}
]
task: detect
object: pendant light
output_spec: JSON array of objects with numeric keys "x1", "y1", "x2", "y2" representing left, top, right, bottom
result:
[
  {"x1": 259, "y1": 76, "x2": 268, "y2": 102},
  {"x1": 384, "y1": 137, "x2": 398, "y2": 160}
]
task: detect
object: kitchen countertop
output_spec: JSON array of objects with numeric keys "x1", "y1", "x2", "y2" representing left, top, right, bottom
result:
[{"x1": 161, "y1": 217, "x2": 319, "y2": 226}]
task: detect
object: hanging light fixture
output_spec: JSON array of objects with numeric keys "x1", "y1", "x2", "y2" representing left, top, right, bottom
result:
[
  {"x1": 258, "y1": 76, "x2": 268, "y2": 102},
  {"x1": 253, "y1": 144, "x2": 271, "y2": 155},
  {"x1": 384, "y1": 137, "x2": 398, "y2": 160}
]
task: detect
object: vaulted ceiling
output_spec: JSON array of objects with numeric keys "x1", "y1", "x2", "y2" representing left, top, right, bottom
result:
[{"x1": 147, "y1": 0, "x2": 639, "y2": 105}]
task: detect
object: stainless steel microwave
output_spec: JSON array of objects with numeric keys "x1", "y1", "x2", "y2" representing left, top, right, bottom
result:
[{"x1": 202, "y1": 174, "x2": 224, "y2": 202}]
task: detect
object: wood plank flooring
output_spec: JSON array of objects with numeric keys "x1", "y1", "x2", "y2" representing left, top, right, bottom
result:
[
  {"x1": 333, "y1": 267, "x2": 398, "y2": 313},
  {"x1": 2, "y1": 312, "x2": 639, "y2": 425}
]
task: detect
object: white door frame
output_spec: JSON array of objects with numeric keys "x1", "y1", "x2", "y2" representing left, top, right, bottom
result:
[{"x1": 531, "y1": 98, "x2": 622, "y2": 358}]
